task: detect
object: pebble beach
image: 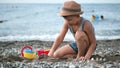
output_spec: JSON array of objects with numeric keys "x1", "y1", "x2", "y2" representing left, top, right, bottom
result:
[{"x1": 0, "y1": 39, "x2": 120, "y2": 68}]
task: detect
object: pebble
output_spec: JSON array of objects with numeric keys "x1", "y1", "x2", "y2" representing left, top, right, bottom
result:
[{"x1": 119, "y1": 63, "x2": 120, "y2": 68}]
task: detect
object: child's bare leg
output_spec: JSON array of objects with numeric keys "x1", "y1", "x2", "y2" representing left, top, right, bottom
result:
[
  {"x1": 75, "y1": 30, "x2": 89, "y2": 59},
  {"x1": 53, "y1": 45, "x2": 76, "y2": 58}
]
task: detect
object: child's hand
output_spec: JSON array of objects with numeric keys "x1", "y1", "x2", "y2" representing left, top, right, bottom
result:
[
  {"x1": 79, "y1": 56, "x2": 87, "y2": 61},
  {"x1": 76, "y1": 56, "x2": 89, "y2": 61},
  {"x1": 48, "y1": 50, "x2": 54, "y2": 57}
]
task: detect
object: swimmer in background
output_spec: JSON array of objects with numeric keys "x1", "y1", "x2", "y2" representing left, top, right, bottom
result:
[
  {"x1": 91, "y1": 15, "x2": 95, "y2": 21},
  {"x1": 100, "y1": 15, "x2": 104, "y2": 20}
]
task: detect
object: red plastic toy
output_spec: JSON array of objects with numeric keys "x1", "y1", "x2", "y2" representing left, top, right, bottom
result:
[{"x1": 21, "y1": 46, "x2": 50, "y2": 59}]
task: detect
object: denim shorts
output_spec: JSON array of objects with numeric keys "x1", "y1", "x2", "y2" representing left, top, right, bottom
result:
[
  {"x1": 69, "y1": 42, "x2": 97, "y2": 54},
  {"x1": 69, "y1": 42, "x2": 78, "y2": 53}
]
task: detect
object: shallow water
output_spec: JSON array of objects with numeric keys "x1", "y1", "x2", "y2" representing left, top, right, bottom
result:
[{"x1": 0, "y1": 4, "x2": 120, "y2": 41}]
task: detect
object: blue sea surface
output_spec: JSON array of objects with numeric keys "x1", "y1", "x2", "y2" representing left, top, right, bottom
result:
[{"x1": 0, "y1": 3, "x2": 120, "y2": 41}]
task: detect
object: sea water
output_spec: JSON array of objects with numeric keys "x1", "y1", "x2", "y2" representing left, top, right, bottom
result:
[{"x1": 0, "y1": 3, "x2": 120, "y2": 41}]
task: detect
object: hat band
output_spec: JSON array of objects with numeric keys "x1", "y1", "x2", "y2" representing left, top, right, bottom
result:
[{"x1": 62, "y1": 7, "x2": 81, "y2": 12}]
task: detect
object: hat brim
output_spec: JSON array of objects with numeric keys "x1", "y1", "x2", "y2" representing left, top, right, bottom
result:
[{"x1": 58, "y1": 11, "x2": 83, "y2": 16}]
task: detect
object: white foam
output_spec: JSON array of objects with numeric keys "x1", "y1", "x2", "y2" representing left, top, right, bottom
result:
[
  {"x1": 0, "y1": 33, "x2": 75, "y2": 41},
  {"x1": 0, "y1": 34, "x2": 120, "y2": 41},
  {"x1": 96, "y1": 35, "x2": 120, "y2": 40}
]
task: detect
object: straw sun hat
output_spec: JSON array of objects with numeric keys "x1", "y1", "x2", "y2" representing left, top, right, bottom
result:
[{"x1": 58, "y1": 1, "x2": 83, "y2": 16}]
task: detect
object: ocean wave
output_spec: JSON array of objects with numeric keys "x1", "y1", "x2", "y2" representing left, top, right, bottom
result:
[{"x1": 0, "y1": 34, "x2": 120, "y2": 41}]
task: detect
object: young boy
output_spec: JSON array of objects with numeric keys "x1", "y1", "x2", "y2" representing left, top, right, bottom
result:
[{"x1": 48, "y1": 1, "x2": 96, "y2": 61}]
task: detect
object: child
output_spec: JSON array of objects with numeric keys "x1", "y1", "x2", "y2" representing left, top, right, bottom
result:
[{"x1": 48, "y1": 1, "x2": 96, "y2": 61}]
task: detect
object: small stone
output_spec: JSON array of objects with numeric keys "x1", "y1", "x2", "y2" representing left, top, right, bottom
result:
[
  {"x1": 96, "y1": 58, "x2": 99, "y2": 61},
  {"x1": 91, "y1": 58, "x2": 94, "y2": 61},
  {"x1": 103, "y1": 58, "x2": 106, "y2": 61},
  {"x1": 118, "y1": 63, "x2": 120, "y2": 68},
  {"x1": 99, "y1": 58, "x2": 103, "y2": 61}
]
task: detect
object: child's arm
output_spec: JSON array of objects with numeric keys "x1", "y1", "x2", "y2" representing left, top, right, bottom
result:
[{"x1": 48, "y1": 22, "x2": 68, "y2": 57}]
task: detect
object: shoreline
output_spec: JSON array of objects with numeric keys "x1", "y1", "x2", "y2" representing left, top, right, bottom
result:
[
  {"x1": 0, "y1": 38, "x2": 120, "y2": 43},
  {"x1": 0, "y1": 39, "x2": 120, "y2": 67}
]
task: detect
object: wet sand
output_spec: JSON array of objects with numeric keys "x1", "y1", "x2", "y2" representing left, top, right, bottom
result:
[{"x1": 0, "y1": 39, "x2": 120, "y2": 67}]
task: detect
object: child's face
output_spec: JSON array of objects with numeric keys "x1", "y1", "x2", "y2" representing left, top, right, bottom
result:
[
  {"x1": 63, "y1": 15, "x2": 75, "y2": 21},
  {"x1": 63, "y1": 15, "x2": 78, "y2": 25}
]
